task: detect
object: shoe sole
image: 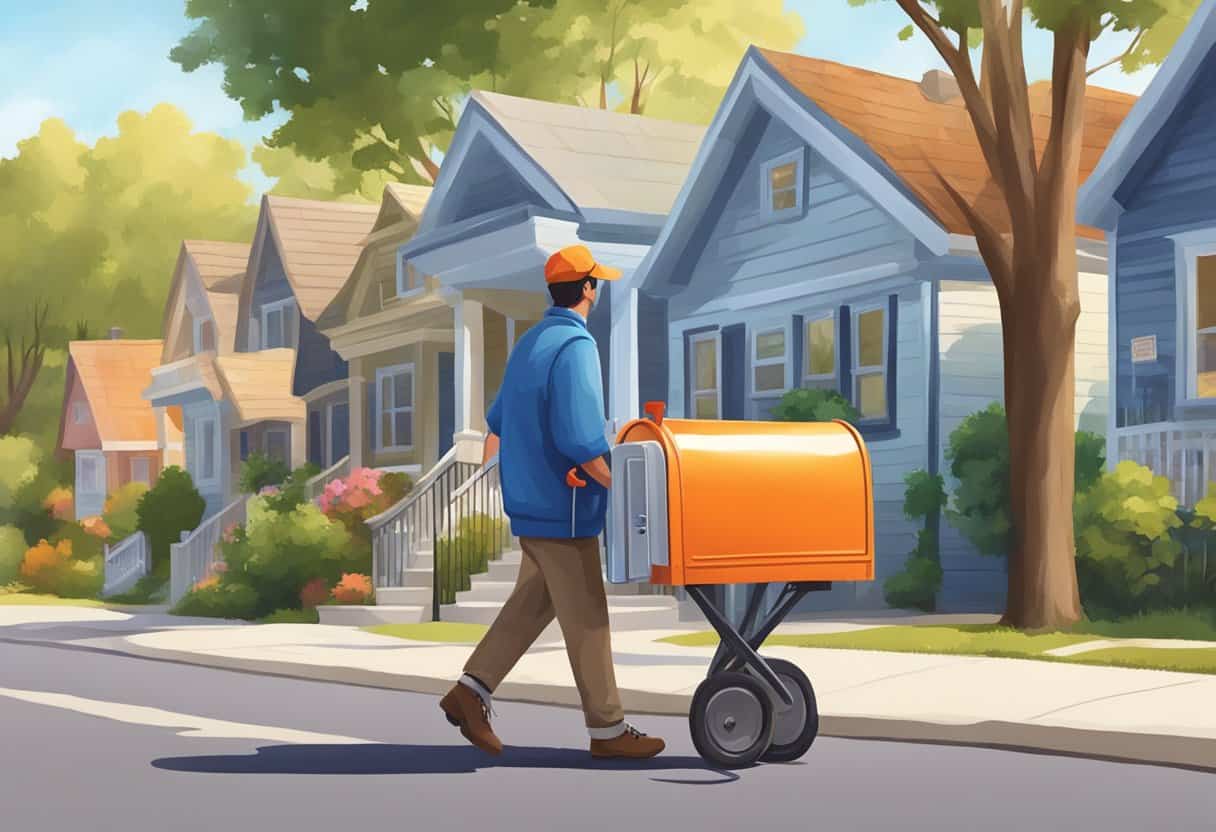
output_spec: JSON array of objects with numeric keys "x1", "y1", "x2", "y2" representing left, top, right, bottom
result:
[
  {"x1": 590, "y1": 748, "x2": 666, "y2": 760},
  {"x1": 440, "y1": 701, "x2": 503, "y2": 756}
]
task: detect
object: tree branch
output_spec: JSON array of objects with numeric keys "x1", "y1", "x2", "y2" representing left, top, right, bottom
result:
[
  {"x1": 1087, "y1": 29, "x2": 1145, "y2": 78},
  {"x1": 929, "y1": 162, "x2": 1014, "y2": 302}
]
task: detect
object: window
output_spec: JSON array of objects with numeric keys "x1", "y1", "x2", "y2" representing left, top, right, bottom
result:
[
  {"x1": 762, "y1": 149, "x2": 804, "y2": 218},
  {"x1": 751, "y1": 326, "x2": 788, "y2": 396},
  {"x1": 77, "y1": 453, "x2": 104, "y2": 493},
  {"x1": 193, "y1": 317, "x2": 216, "y2": 353},
  {"x1": 195, "y1": 417, "x2": 217, "y2": 483},
  {"x1": 266, "y1": 429, "x2": 290, "y2": 465},
  {"x1": 376, "y1": 363, "x2": 415, "y2": 450},
  {"x1": 804, "y1": 314, "x2": 837, "y2": 389},
  {"x1": 130, "y1": 457, "x2": 151, "y2": 485},
  {"x1": 260, "y1": 298, "x2": 298, "y2": 350},
  {"x1": 1196, "y1": 254, "x2": 1216, "y2": 398},
  {"x1": 72, "y1": 401, "x2": 89, "y2": 425},
  {"x1": 689, "y1": 332, "x2": 721, "y2": 419},
  {"x1": 395, "y1": 256, "x2": 426, "y2": 299},
  {"x1": 853, "y1": 306, "x2": 888, "y2": 421}
]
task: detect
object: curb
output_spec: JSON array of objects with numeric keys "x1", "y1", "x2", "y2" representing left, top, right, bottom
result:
[{"x1": 110, "y1": 640, "x2": 1216, "y2": 772}]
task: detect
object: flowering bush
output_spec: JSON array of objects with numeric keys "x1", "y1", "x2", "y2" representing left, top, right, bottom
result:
[
  {"x1": 320, "y1": 468, "x2": 411, "y2": 541},
  {"x1": 42, "y1": 487, "x2": 74, "y2": 521},
  {"x1": 19, "y1": 538, "x2": 102, "y2": 598},
  {"x1": 299, "y1": 577, "x2": 330, "y2": 608},
  {"x1": 331, "y1": 573, "x2": 373, "y2": 604},
  {"x1": 80, "y1": 516, "x2": 113, "y2": 540},
  {"x1": 193, "y1": 575, "x2": 220, "y2": 592}
]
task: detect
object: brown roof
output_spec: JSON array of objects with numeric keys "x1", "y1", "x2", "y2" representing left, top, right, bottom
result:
[
  {"x1": 756, "y1": 49, "x2": 1136, "y2": 240},
  {"x1": 260, "y1": 195, "x2": 380, "y2": 320},
  {"x1": 214, "y1": 349, "x2": 306, "y2": 427},
  {"x1": 383, "y1": 184, "x2": 433, "y2": 220},
  {"x1": 182, "y1": 240, "x2": 249, "y2": 349},
  {"x1": 67, "y1": 340, "x2": 163, "y2": 443}
]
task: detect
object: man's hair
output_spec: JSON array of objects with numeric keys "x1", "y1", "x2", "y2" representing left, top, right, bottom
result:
[{"x1": 548, "y1": 275, "x2": 597, "y2": 308}]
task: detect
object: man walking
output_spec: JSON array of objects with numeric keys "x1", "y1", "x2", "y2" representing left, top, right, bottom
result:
[{"x1": 440, "y1": 245, "x2": 665, "y2": 760}]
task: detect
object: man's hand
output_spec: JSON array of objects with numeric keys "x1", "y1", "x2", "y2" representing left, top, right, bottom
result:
[
  {"x1": 483, "y1": 432, "x2": 500, "y2": 466},
  {"x1": 580, "y1": 455, "x2": 611, "y2": 489}
]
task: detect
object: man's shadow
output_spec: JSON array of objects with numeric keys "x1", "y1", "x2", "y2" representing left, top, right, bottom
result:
[{"x1": 152, "y1": 743, "x2": 741, "y2": 784}]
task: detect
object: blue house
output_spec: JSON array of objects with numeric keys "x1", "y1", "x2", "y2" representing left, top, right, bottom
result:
[
  {"x1": 616, "y1": 48, "x2": 1131, "y2": 611},
  {"x1": 1079, "y1": 0, "x2": 1216, "y2": 505}
]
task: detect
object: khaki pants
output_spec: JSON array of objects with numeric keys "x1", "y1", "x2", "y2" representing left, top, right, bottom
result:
[{"x1": 463, "y1": 536, "x2": 624, "y2": 731}]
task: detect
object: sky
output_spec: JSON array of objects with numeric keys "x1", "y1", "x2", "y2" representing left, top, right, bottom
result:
[{"x1": 0, "y1": 0, "x2": 1164, "y2": 196}]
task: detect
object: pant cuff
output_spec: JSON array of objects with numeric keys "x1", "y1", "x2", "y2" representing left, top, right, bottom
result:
[
  {"x1": 588, "y1": 721, "x2": 626, "y2": 740},
  {"x1": 459, "y1": 674, "x2": 493, "y2": 706}
]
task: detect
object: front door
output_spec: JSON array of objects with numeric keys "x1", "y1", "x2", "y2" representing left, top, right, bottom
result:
[{"x1": 437, "y1": 351, "x2": 455, "y2": 458}]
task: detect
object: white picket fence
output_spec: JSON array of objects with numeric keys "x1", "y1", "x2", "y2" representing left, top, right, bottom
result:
[
  {"x1": 101, "y1": 531, "x2": 150, "y2": 598},
  {"x1": 169, "y1": 496, "x2": 248, "y2": 605}
]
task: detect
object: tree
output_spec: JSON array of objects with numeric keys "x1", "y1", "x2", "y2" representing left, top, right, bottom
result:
[{"x1": 856, "y1": 0, "x2": 1199, "y2": 628}]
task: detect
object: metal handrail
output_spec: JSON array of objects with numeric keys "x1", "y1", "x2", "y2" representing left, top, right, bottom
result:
[
  {"x1": 430, "y1": 457, "x2": 511, "y2": 621},
  {"x1": 305, "y1": 454, "x2": 351, "y2": 502}
]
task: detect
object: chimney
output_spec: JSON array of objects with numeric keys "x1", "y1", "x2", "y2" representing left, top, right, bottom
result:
[
  {"x1": 920, "y1": 69, "x2": 961, "y2": 104},
  {"x1": 109, "y1": 327, "x2": 124, "y2": 340}
]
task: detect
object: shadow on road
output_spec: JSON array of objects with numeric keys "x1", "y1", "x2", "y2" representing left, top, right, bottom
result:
[{"x1": 151, "y1": 743, "x2": 738, "y2": 782}]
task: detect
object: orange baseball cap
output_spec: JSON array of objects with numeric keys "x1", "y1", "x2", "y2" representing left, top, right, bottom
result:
[{"x1": 544, "y1": 245, "x2": 622, "y2": 284}]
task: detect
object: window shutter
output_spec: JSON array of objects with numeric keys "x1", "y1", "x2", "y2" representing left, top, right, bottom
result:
[
  {"x1": 886, "y1": 294, "x2": 899, "y2": 429},
  {"x1": 791, "y1": 315, "x2": 804, "y2": 388},
  {"x1": 368, "y1": 382, "x2": 377, "y2": 451},
  {"x1": 721, "y1": 323, "x2": 746, "y2": 420},
  {"x1": 838, "y1": 305, "x2": 852, "y2": 402}
]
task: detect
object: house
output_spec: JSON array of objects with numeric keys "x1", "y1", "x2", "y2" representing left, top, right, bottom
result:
[
  {"x1": 1078, "y1": 0, "x2": 1216, "y2": 505},
  {"x1": 58, "y1": 332, "x2": 174, "y2": 520},
  {"x1": 233, "y1": 195, "x2": 379, "y2": 472},
  {"x1": 616, "y1": 48, "x2": 1134, "y2": 611},
  {"x1": 316, "y1": 184, "x2": 453, "y2": 477},
  {"x1": 397, "y1": 91, "x2": 705, "y2": 461}
]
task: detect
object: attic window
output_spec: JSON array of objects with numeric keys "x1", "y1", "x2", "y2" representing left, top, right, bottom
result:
[
  {"x1": 72, "y1": 402, "x2": 89, "y2": 425},
  {"x1": 762, "y1": 149, "x2": 805, "y2": 219},
  {"x1": 395, "y1": 256, "x2": 426, "y2": 300}
]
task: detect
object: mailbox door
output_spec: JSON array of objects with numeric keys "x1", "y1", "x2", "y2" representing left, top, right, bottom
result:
[{"x1": 607, "y1": 441, "x2": 668, "y2": 583}]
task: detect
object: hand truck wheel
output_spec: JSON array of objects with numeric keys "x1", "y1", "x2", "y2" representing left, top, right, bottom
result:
[
  {"x1": 689, "y1": 670, "x2": 774, "y2": 769},
  {"x1": 757, "y1": 658, "x2": 819, "y2": 762}
]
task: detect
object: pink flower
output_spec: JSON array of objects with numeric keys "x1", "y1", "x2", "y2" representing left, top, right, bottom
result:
[{"x1": 259, "y1": 485, "x2": 280, "y2": 497}]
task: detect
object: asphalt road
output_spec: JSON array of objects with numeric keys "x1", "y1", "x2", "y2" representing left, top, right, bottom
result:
[{"x1": 1, "y1": 631, "x2": 1215, "y2": 831}]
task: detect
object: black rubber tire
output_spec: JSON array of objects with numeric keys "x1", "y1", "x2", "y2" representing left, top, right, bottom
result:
[
  {"x1": 758, "y1": 658, "x2": 819, "y2": 763},
  {"x1": 689, "y1": 671, "x2": 774, "y2": 769}
]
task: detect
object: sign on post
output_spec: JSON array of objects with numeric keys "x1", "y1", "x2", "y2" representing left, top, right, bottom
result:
[{"x1": 1131, "y1": 335, "x2": 1157, "y2": 364}]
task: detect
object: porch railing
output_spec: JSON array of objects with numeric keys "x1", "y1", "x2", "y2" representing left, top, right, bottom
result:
[
  {"x1": 101, "y1": 531, "x2": 150, "y2": 598},
  {"x1": 305, "y1": 454, "x2": 351, "y2": 504},
  {"x1": 1115, "y1": 424, "x2": 1216, "y2": 507},
  {"x1": 169, "y1": 496, "x2": 249, "y2": 605},
  {"x1": 431, "y1": 458, "x2": 512, "y2": 619}
]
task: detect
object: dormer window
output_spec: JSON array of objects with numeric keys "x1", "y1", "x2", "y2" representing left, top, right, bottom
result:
[
  {"x1": 260, "y1": 298, "x2": 298, "y2": 350},
  {"x1": 72, "y1": 402, "x2": 89, "y2": 425},
  {"x1": 193, "y1": 316, "x2": 216, "y2": 353},
  {"x1": 395, "y1": 255, "x2": 426, "y2": 300},
  {"x1": 762, "y1": 149, "x2": 805, "y2": 219}
]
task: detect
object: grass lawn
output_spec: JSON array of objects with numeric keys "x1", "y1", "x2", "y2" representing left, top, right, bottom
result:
[
  {"x1": 1064, "y1": 646, "x2": 1216, "y2": 674},
  {"x1": 260, "y1": 608, "x2": 321, "y2": 624},
  {"x1": 0, "y1": 593, "x2": 108, "y2": 608},
  {"x1": 364, "y1": 622, "x2": 489, "y2": 644}
]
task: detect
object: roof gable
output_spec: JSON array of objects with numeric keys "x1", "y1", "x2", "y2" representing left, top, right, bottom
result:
[
  {"x1": 1079, "y1": 0, "x2": 1216, "y2": 229},
  {"x1": 161, "y1": 241, "x2": 250, "y2": 362},
  {"x1": 65, "y1": 340, "x2": 163, "y2": 444}
]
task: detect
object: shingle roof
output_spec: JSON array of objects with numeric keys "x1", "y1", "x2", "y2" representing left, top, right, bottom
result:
[
  {"x1": 261, "y1": 195, "x2": 380, "y2": 320},
  {"x1": 383, "y1": 183, "x2": 433, "y2": 220},
  {"x1": 472, "y1": 90, "x2": 707, "y2": 216},
  {"x1": 214, "y1": 349, "x2": 305, "y2": 427},
  {"x1": 67, "y1": 340, "x2": 163, "y2": 443},
  {"x1": 756, "y1": 49, "x2": 1136, "y2": 240},
  {"x1": 182, "y1": 240, "x2": 249, "y2": 350}
]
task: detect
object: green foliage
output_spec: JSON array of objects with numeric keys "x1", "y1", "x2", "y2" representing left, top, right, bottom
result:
[
  {"x1": 19, "y1": 538, "x2": 103, "y2": 599},
  {"x1": 259, "y1": 607, "x2": 321, "y2": 624},
  {"x1": 883, "y1": 556, "x2": 944, "y2": 612},
  {"x1": 239, "y1": 452, "x2": 292, "y2": 495},
  {"x1": 1074, "y1": 461, "x2": 1183, "y2": 617},
  {"x1": 260, "y1": 463, "x2": 322, "y2": 514},
  {"x1": 435, "y1": 513, "x2": 513, "y2": 604},
  {"x1": 884, "y1": 469, "x2": 947, "y2": 611},
  {"x1": 0, "y1": 525, "x2": 28, "y2": 585},
  {"x1": 136, "y1": 466, "x2": 206, "y2": 569},
  {"x1": 769, "y1": 387, "x2": 860, "y2": 423},
  {"x1": 0, "y1": 436, "x2": 42, "y2": 508},
  {"x1": 102, "y1": 482, "x2": 150, "y2": 541},
  {"x1": 172, "y1": 581, "x2": 260, "y2": 620}
]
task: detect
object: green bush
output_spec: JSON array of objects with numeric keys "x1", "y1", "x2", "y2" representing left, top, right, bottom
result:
[
  {"x1": 770, "y1": 388, "x2": 860, "y2": 423},
  {"x1": 172, "y1": 581, "x2": 260, "y2": 619},
  {"x1": 1074, "y1": 461, "x2": 1182, "y2": 618},
  {"x1": 19, "y1": 538, "x2": 103, "y2": 598},
  {"x1": 884, "y1": 469, "x2": 947, "y2": 611},
  {"x1": 0, "y1": 435, "x2": 42, "y2": 508},
  {"x1": 260, "y1": 463, "x2": 322, "y2": 514},
  {"x1": 0, "y1": 525, "x2": 26, "y2": 584},
  {"x1": 238, "y1": 452, "x2": 291, "y2": 495},
  {"x1": 946, "y1": 403, "x2": 1105, "y2": 557},
  {"x1": 102, "y1": 482, "x2": 149, "y2": 541},
  {"x1": 435, "y1": 513, "x2": 512, "y2": 604},
  {"x1": 136, "y1": 466, "x2": 206, "y2": 569}
]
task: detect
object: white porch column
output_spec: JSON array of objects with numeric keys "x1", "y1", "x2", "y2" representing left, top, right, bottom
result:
[
  {"x1": 452, "y1": 293, "x2": 486, "y2": 462},
  {"x1": 348, "y1": 374, "x2": 365, "y2": 469},
  {"x1": 289, "y1": 421, "x2": 307, "y2": 469},
  {"x1": 609, "y1": 280, "x2": 641, "y2": 435}
]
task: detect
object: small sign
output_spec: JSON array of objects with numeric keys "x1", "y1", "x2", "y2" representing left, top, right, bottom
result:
[{"x1": 1131, "y1": 335, "x2": 1158, "y2": 364}]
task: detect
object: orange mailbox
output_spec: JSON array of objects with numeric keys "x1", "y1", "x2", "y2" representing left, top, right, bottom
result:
[{"x1": 603, "y1": 401, "x2": 875, "y2": 769}]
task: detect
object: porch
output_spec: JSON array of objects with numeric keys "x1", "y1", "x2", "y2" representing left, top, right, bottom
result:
[{"x1": 1114, "y1": 422, "x2": 1216, "y2": 506}]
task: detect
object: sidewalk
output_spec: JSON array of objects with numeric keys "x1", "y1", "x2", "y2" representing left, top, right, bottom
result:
[{"x1": 78, "y1": 615, "x2": 1216, "y2": 772}]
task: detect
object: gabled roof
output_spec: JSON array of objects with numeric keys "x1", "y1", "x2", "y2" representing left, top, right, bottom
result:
[
  {"x1": 368, "y1": 183, "x2": 433, "y2": 235},
  {"x1": 243, "y1": 195, "x2": 380, "y2": 321},
  {"x1": 1079, "y1": 0, "x2": 1216, "y2": 230},
  {"x1": 182, "y1": 240, "x2": 249, "y2": 349},
  {"x1": 214, "y1": 349, "x2": 305, "y2": 427},
  {"x1": 65, "y1": 340, "x2": 163, "y2": 443},
  {"x1": 756, "y1": 48, "x2": 1134, "y2": 240}
]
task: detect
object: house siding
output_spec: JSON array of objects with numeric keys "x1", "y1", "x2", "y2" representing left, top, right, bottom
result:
[
  {"x1": 182, "y1": 398, "x2": 229, "y2": 516},
  {"x1": 294, "y1": 314, "x2": 347, "y2": 397}
]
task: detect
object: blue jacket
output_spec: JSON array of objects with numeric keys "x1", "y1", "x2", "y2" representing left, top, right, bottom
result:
[{"x1": 487, "y1": 306, "x2": 611, "y2": 539}]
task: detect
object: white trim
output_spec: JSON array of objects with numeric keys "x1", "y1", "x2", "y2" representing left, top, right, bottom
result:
[
  {"x1": 394, "y1": 254, "x2": 427, "y2": 300},
  {"x1": 302, "y1": 379, "x2": 349, "y2": 404},
  {"x1": 688, "y1": 330, "x2": 722, "y2": 420},
  {"x1": 375, "y1": 362, "x2": 416, "y2": 452},
  {"x1": 1169, "y1": 227, "x2": 1216, "y2": 403},
  {"x1": 1107, "y1": 228, "x2": 1119, "y2": 472},
  {"x1": 193, "y1": 416, "x2": 219, "y2": 487},
  {"x1": 749, "y1": 320, "x2": 791, "y2": 398},
  {"x1": 588, "y1": 722, "x2": 627, "y2": 741},
  {"x1": 761, "y1": 147, "x2": 805, "y2": 220},
  {"x1": 800, "y1": 310, "x2": 838, "y2": 387},
  {"x1": 260, "y1": 297, "x2": 298, "y2": 350},
  {"x1": 100, "y1": 440, "x2": 160, "y2": 452},
  {"x1": 852, "y1": 302, "x2": 889, "y2": 423}
]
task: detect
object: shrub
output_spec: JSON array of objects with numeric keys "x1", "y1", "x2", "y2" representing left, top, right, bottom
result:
[
  {"x1": 80, "y1": 516, "x2": 113, "y2": 540},
  {"x1": 260, "y1": 463, "x2": 322, "y2": 514},
  {"x1": 299, "y1": 577, "x2": 330, "y2": 608},
  {"x1": 102, "y1": 482, "x2": 149, "y2": 540},
  {"x1": 172, "y1": 580, "x2": 260, "y2": 620},
  {"x1": 884, "y1": 469, "x2": 947, "y2": 611},
  {"x1": 0, "y1": 435, "x2": 41, "y2": 508},
  {"x1": 42, "y1": 487, "x2": 73, "y2": 521},
  {"x1": 19, "y1": 538, "x2": 102, "y2": 598},
  {"x1": 945, "y1": 403, "x2": 1105, "y2": 557},
  {"x1": 136, "y1": 466, "x2": 206, "y2": 569},
  {"x1": 0, "y1": 524, "x2": 27, "y2": 584},
  {"x1": 321, "y1": 467, "x2": 412, "y2": 543},
  {"x1": 331, "y1": 573, "x2": 373, "y2": 604},
  {"x1": 1074, "y1": 461, "x2": 1183, "y2": 617},
  {"x1": 239, "y1": 452, "x2": 291, "y2": 495},
  {"x1": 434, "y1": 513, "x2": 513, "y2": 603},
  {"x1": 770, "y1": 388, "x2": 860, "y2": 423}
]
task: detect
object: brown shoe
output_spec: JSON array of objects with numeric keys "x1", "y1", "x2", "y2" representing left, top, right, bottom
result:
[
  {"x1": 440, "y1": 683, "x2": 503, "y2": 755},
  {"x1": 590, "y1": 724, "x2": 665, "y2": 759}
]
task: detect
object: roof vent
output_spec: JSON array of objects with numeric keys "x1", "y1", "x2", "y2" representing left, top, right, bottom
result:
[
  {"x1": 920, "y1": 69, "x2": 961, "y2": 104},
  {"x1": 109, "y1": 327, "x2": 124, "y2": 340}
]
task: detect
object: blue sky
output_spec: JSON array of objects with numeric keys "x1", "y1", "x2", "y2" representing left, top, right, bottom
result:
[{"x1": 0, "y1": 0, "x2": 1160, "y2": 194}]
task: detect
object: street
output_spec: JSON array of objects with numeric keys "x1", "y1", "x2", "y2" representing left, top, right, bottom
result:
[{"x1": 0, "y1": 622, "x2": 1213, "y2": 832}]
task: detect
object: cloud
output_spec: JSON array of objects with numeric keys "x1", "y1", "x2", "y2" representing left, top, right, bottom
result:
[{"x1": 0, "y1": 95, "x2": 57, "y2": 158}]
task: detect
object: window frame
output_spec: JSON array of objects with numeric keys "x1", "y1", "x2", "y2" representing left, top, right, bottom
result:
[
  {"x1": 750, "y1": 321, "x2": 791, "y2": 399},
  {"x1": 130, "y1": 456, "x2": 151, "y2": 486},
  {"x1": 72, "y1": 401, "x2": 89, "y2": 425},
  {"x1": 76, "y1": 451, "x2": 105, "y2": 494},
  {"x1": 761, "y1": 148, "x2": 806, "y2": 221},
  {"x1": 688, "y1": 330, "x2": 723, "y2": 420},
  {"x1": 194, "y1": 416, "x2": 218, "y2": 486},
  {"x1": 375, "y1": 362, "x2": 416, "y2": 452},
  {"x1": 395, "y1": 253, "x2": 427, "y2": 301},
  {"x1": 259, "y1": 297, "x2": 298, "y2": 350},
  {"x1": 192, "y1": 315, "x2": 216, "y2": 354},
  {"x1": 802, "y1": 311, "x2": 838, "y2": 389},
  {"x1": 852, "y1": 302, "x2": 890, "y2": 424},
  {"x1": 1171, "y1": 230, "x2": 1216, "y2": 404}
]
